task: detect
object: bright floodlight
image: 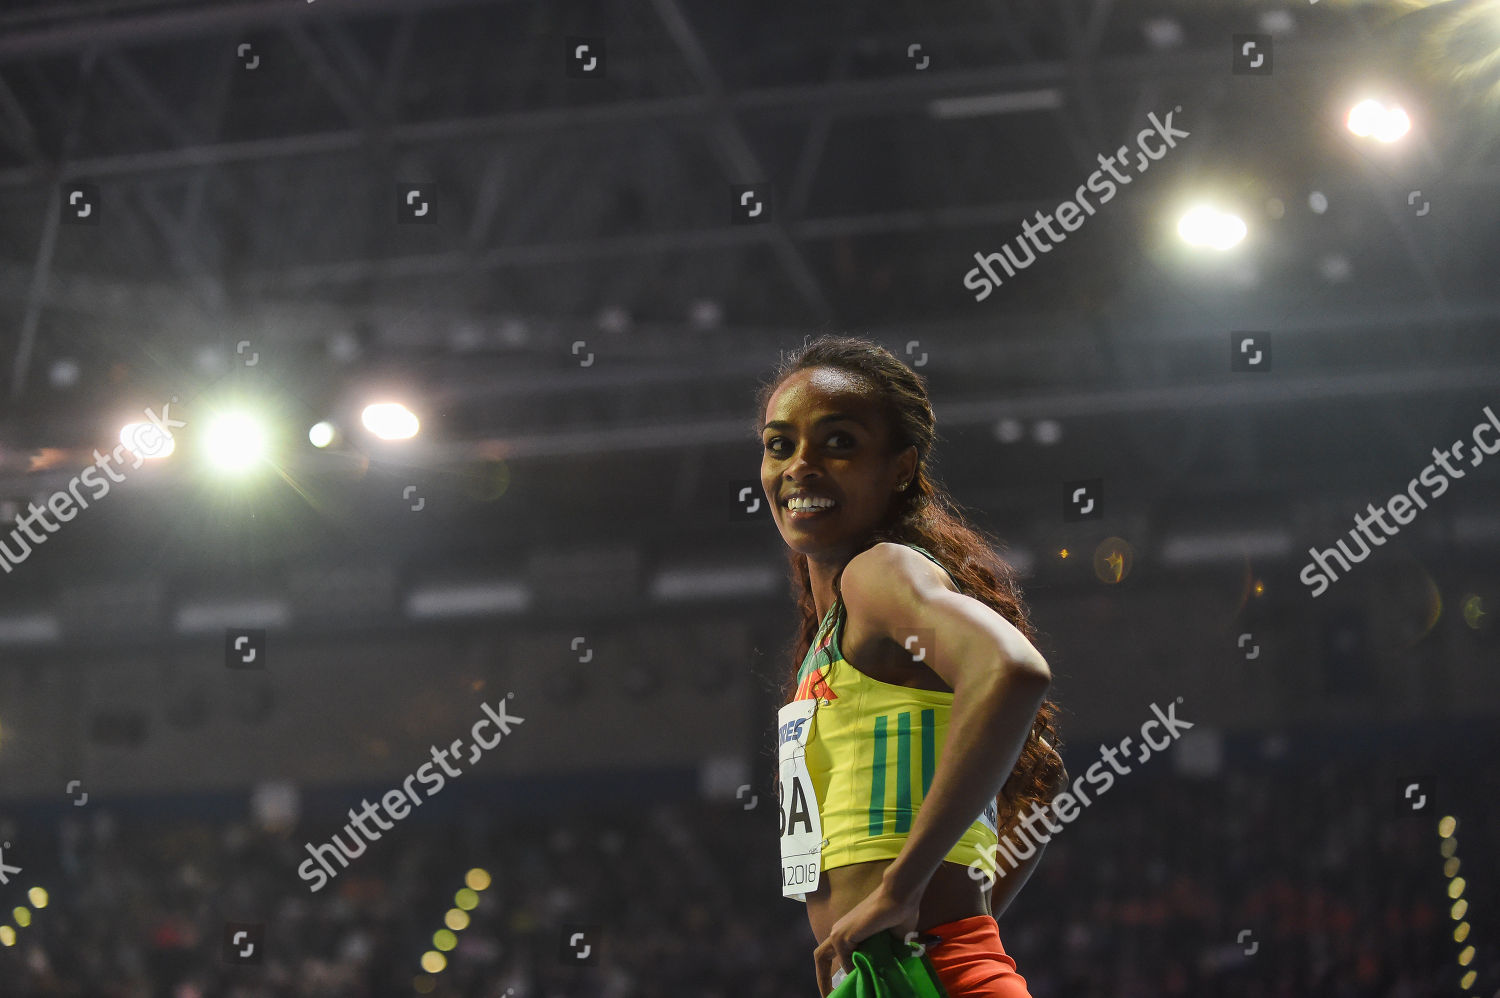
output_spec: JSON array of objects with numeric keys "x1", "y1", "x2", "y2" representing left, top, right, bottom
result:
[
  {"x1": 203, "y1": 412, "x2": 267, "y2": 471},
  {"x1": 119, "y1": 421, "x2": 176, "y2": 460},
  {"x1": 308, "y1": 421, "x2": 336, "y2": 448},
  {"x1": 1375, "y1": 106, "x2": 1410, "y2": 142},
  {"x1": 1177, "y1": 205, "x2": 1247, "y2": 250},
  {"x1": 1346, "y1": 99, "x2": 1410, "y2": 142},
  {"x1": 361, "y1": 402, "x2": 419, "y2": 440},
  {"x1": 1346, "y1": 99, "x2": 1384, "y2": 137}
]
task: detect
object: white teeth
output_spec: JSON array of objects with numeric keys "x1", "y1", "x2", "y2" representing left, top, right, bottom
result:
[{"x1": 787, "y1": 498, "x2": 835, "y2": 511}]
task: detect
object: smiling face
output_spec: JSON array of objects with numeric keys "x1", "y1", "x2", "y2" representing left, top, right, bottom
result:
[{"x1": 760, "y1": 366, "x2": 917, "y2": 560}]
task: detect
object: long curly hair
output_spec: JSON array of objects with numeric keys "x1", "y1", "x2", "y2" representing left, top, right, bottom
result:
[{"x1": 754, "y1": 334, "x2": 1065, "y2": 832}]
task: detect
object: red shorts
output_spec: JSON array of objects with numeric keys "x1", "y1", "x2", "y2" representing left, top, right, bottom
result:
[{"x1": 920, "y1": 915, "x2": 1032, "y2": 998}]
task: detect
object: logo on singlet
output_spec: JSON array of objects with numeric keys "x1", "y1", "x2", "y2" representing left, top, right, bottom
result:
[{"x1": 794, "y1": 666, "x2": 838, "y2": 703}]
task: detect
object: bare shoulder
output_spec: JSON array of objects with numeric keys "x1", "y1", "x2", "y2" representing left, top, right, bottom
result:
[
  {"x1": 837, "y1": 543, "x2": 962, "y2": 658},
  {"x1": 841, "y1": 541, "x2": 1049, "y2": 688},
  {"x1": 842, "y1": 541, "x2": 959, "y2": 600},
  {"x1": 837, "y1": 543, "x2": 962, "y2": 688}
]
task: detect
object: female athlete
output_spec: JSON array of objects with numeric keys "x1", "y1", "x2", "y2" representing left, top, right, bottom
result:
[{"x1": 756, "y1": 335, "x2": 1067, "y2": 997}]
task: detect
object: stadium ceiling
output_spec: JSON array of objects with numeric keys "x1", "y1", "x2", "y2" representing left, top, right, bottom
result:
[{"x1": 0, "y1": 0, "x2": 1497, "y2": 476}]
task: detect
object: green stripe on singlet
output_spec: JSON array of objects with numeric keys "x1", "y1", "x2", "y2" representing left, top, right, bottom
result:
[
  {"x1": 869, "y1": 714, "x2": 888, "y2": 836},
  {"x1": 895, "y1": 711, "x2": 912, "y2": 833},
  {"x1": 920, "y1": 708, "x2": 935, "y2": 796}
]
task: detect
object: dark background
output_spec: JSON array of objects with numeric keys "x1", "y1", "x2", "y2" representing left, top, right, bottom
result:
[{"x1": 0, "y1": 1, "x2": 1496, "y2": 995}]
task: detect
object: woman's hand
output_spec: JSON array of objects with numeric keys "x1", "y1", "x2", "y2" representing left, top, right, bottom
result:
[{"x1": 813, "y1": 878, "x2": 924, "y2": 997}]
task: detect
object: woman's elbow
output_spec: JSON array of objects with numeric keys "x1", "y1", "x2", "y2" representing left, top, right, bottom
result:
[{"x1": 1006, "y1": 654, "x2": 1051, "y2": 687}]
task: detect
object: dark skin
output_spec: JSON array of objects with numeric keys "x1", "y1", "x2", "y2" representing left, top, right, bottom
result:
[{"x1": 762, "y1": 367, "x2": 1055, "y2": 995}]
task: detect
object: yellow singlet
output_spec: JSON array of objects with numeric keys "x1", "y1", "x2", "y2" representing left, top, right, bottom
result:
[{"x1": 790, "y1": 542, "x2": 1000, "y2": 873}]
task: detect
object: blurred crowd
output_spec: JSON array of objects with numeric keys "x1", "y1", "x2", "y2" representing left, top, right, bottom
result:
[{"x1": 0, "y1": 741, "x2": 1495, "y2": 998}]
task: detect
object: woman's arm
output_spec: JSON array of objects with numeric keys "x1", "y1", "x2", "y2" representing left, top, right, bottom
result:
[
  {"x1": 988, "y1": 739, "x2": 1067, "y2": 918},
  {"x1": 987, "y1": 830, "x2": 1047, "y2": 919},
  {"x1": 838, "y1": 543, "x2": 1053, "y2": 904}
]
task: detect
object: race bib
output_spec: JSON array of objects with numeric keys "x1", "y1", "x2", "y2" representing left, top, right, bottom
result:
[
  {"x1": 777, "y1": 698, "x2": 822, "y2": 900},
  {"x1": 978, "y1": 798, "x2": 999, "y2": 837}
]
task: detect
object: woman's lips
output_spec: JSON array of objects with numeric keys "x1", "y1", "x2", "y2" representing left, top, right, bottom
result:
[{"x1": 785, "y1": 502, "x2": 837, "y2": 521}]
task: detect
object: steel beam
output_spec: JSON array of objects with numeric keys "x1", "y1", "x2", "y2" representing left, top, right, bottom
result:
[{"x1": 0, "y1": 43, "x2": 1375, "y2": 189}]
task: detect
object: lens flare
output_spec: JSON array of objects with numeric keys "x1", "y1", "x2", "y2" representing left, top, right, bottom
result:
[
  {"x1": 361, "y1": 402, "x2": 419, "y2": 440},
  {"x1": 1461, "y1": 594, "x2": 1487, "y2": 629},
  {"x1": 1092, "y1": 537, "x2": 1134, "y2": 584}
]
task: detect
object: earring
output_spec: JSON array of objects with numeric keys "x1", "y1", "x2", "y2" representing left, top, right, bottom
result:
[{"x1": 896, "y1": 481, "x2": 909, "y2": 492}]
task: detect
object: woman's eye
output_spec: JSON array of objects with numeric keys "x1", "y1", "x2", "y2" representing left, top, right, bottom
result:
[{"x1": 764, "y1": 433, "x2": 851, "y2": 455}]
